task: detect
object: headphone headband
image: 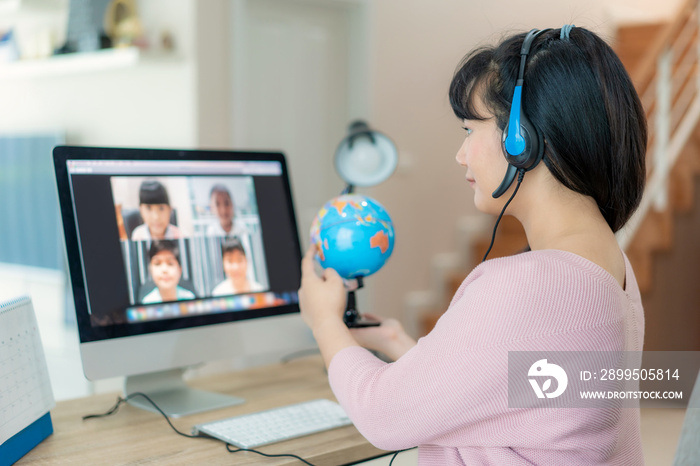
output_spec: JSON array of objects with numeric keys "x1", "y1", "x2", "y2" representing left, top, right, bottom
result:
[{"x1": 516, "y1": 29, "x2": 548, "y2": 84}]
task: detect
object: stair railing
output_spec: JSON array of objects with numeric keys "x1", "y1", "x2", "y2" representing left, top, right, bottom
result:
[{"x1": 618, "y1": 0, "x2": 700, "y2": 249}]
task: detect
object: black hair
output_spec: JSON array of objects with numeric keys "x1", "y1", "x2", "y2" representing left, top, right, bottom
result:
[
  {"x1": 221, "y1": 236, "x2": 246, "y2": 257},
  {"x1": 139, "y1": 180, "x2": 170, "y2": 205},
  {"x1": 209, "y1": 184, "x2": 233, "y2": 202},
  {"x1": 449, "y1": 27, "x2": 647, "y2": 232},
  {"x1": 148, "y1": 240, "x2": 181, "y2": 265}
]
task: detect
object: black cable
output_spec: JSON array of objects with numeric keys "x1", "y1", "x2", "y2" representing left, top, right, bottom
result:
[
  {"x1": 83, "y1": 391, "x2": 317, "y2": 465},
  {"x1": 482, "y1": 168, "x2": 526, "y2": 263},
  {"x1": 388, "y1": 448, "x2": 412, "y2": 465},
  {"x1": 226, "y1": 444, "x2": 315, "y2": 465},
  {"x1": 82, "y1": 392, "x2": 198, "y2": 439},
  {"x1": 389, "y1": 449, "x2": 401, "y2": 465}
]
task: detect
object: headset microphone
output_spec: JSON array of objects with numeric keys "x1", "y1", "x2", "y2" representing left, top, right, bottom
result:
[{"x1": 492, "y1": 164, "x2": 519, "y2": 199}]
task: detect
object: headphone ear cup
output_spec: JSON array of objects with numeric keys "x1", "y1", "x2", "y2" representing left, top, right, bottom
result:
[{"x1": 501, "y1": 113, "x2": 543, "y2": 170}]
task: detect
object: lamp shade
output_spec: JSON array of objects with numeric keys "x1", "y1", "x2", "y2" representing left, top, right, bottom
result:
[{"x1": 334, "y1": 121, "x2": 398, "y2": 187}]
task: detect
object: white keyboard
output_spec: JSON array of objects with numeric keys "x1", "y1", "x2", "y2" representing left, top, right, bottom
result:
[{"x1": 191, "y1": 399, "x2": 352, "y2": 449}]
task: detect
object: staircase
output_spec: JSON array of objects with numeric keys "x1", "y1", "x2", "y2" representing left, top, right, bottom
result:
[
  {"x1": 622, "y1": 0, "x2": 700, "y2": 292},
  {"x1": 415, "y1": 1, "x2": 700, "y2": 341}
]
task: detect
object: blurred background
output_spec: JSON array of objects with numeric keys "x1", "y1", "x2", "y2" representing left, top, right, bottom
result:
[{"x1": 0, "y1": 0, "x2": 693, "y2": 417}]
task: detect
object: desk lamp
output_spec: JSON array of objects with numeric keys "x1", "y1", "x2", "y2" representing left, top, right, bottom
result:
[{"x1": 335, "y1": 121, "x2": 398, "y2": 191}]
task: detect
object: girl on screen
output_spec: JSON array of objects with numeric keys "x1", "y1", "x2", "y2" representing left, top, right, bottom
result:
[
  {"x1": 298, "y1": 26, "x2": 647, "y2": 464},
  {"x1": 131, "y1": 180, "x2": 181, "y2": 241}
]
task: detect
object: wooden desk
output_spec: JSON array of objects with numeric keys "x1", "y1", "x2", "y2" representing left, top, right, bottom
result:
[{"x1": 17, "y1": 355, "x2": 389, "y2": 465}]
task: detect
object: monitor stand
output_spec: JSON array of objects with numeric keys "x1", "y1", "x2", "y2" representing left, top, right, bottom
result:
[{"x1": 124, "y1": 368, "x2": 245, "y2": 418}]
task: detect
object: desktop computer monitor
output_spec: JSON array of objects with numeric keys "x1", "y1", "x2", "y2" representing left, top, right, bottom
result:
[{"x1": 53, "y1": 146, "x2": 311, "y2": 416}]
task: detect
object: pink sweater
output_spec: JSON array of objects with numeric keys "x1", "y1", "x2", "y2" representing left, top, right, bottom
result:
[{"x1": 328, "y1": 249, "x2": 645, "y2": 465}]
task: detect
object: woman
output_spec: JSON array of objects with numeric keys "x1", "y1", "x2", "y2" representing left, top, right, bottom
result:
[{"x1": 299, "y1": 25, "x2": 646, "y2": 464}]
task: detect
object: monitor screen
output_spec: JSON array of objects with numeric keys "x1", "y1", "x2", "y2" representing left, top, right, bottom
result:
[{"x1": 54, "y1": 147, "x2": 303, "y2": 345}]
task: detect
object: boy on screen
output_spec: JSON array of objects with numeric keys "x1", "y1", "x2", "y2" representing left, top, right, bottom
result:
[
  {"x1": 131, "y1": 180, "x2": 181, "y2": 241},
  {"x1": 142, "y1": 240, "x2": 195, "y2": 304},
  {"x1": 212, "y1": 237, "x2": 265, "y2": 296},
  {"x1": 206, "y1": 184, "x2": 247, "y2": 237}
]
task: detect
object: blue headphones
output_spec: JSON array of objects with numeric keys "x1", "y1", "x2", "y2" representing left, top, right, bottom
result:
[{"x1": 492, "y1": 26, "x2": 574, "y2": 198}]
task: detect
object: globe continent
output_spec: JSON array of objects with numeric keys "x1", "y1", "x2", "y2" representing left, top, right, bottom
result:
[{"x1": 310, "y1": 194, "x2": 395, "y2": 279}]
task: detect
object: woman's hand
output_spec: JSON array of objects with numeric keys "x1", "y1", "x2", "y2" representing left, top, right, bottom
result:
[
  {"x1": 298, "y1": 246, "x2": 416, "y2": 366},
  {"x1": 298, "y1": 246, "x2": 347, "y2": 332},
  {"x1": 350, "y1": 313, "x2": 417, "y2": 362},
  {"x1": 298, "y1": 246, "x2": 361, "y2": 369}
]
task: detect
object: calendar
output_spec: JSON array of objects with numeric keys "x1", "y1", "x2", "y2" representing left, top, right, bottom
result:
[{"x1": 0, "y1": 296, "x2": 55, "y2": 446}]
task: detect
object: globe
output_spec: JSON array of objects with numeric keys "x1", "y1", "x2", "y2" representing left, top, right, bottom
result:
[{"x1": 310, "y1": 194, "x2": 395, "y2": 279}]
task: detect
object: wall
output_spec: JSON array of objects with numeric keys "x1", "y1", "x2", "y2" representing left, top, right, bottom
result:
[
  {"x1": 642, "y1": 178, "x2": 700, "y2": 351},
  {"x1": 194, "y1": 0, "x2": 230, "y2": 148}
]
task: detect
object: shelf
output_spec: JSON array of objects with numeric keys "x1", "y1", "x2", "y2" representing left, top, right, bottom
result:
[{"x1": 0, "y1": 47, "x2": 174, "y2": 80}]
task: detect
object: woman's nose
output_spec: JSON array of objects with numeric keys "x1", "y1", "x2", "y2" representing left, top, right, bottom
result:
[{"x1": 455, "y1": 140, "x2": 468, "y2": 166}]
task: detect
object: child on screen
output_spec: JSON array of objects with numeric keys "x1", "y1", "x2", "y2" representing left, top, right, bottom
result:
[
  {"x1": 142, "y1": 240, "x2": 195, "y2": 304},
  {"x1": 211, "y1": 237, "x2": 265, "y2": 296},
  {"x1": 131, "y1": 180, "x2": 181, "y2": 241},
  {"x1": 206, "y1": 184, "x2": 247, "y2": 237}
]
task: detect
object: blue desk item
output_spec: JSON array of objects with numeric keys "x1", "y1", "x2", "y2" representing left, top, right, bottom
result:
[
  {"x1": 0, "y1": 413, "x2": 53, "y2": 466},
  {"x1": 0, "y1": 297, "x2": 55, "y2": 466}
]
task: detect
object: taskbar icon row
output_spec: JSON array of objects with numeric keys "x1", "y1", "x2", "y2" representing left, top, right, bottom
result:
[{"x1": 126, "y1": 291, "x2": 299, "y2": 323}]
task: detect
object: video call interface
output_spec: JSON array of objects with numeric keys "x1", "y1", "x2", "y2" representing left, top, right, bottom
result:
[{"x1": 66, "y1": 159, "x2": 301, "y2": 330}]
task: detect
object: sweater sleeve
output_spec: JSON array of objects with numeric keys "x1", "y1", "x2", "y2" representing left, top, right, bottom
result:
[{"x1": 327, "y1": 254, "x2": 631, "y2": 452}]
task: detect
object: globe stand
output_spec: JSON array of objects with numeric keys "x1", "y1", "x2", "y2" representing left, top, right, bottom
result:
[
  {"x1": 343, "y1": 277, "x2": 380, "y2": 328},
  {"x1": 328, "y1": 174, "x2": 392, "y2": 330}
]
